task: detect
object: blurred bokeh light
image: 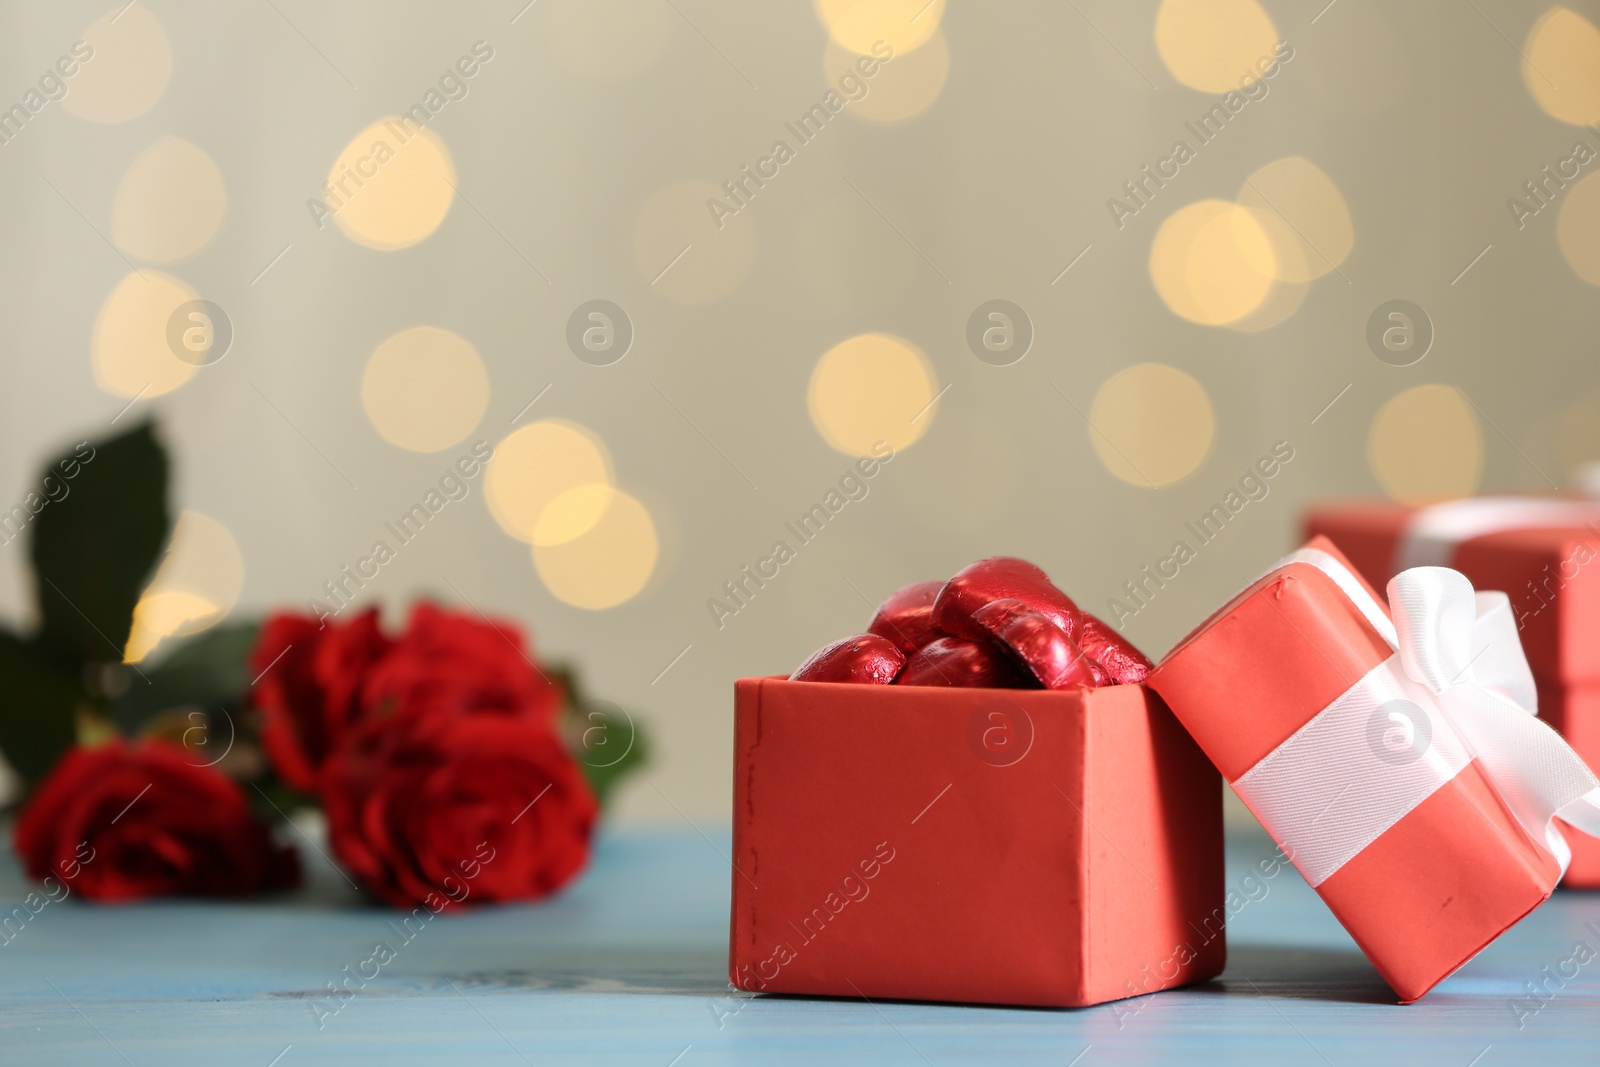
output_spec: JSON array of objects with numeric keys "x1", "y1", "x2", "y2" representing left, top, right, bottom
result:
[
  {"x1": 91, "y1": 272, "x2": 199, "y2": 399},
  {"x1": 1088, "y1": 363, "x2": 1215, "y2": 489},
  {"x1": 808, "y1": 332, "x2": 939, "y2": 457},
  {"x1": 61, "y1": 3, "x2": 171, "y2": 123},
  {"x1": 361, "y1": 326, "x2": 489, "y2": 453},
  {"x1": 1367, "y1": 384, "x2": 1484, "y2": 505}
]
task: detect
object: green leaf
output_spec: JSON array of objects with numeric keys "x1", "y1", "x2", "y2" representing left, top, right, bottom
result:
[
  {"x1": 30, "y1": 422, "x2": 169, "y2": 667},
  {"x1": 0, "y1": 627, "x2": 87, "y2": 788},
  {"x1": 552, "y1": 665, "x2": 649, "y2": 807},
  {"x1": 110, "y1": 621, "x2": 262, "y2": 734},
  {"x1": 578, "y1": 715, "x2": 648, "y2": 807}
]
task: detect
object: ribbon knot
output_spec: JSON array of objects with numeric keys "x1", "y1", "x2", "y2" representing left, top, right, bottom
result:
[{"x1": 1387, "y1": 566, "x2": 1600, "y2": 873}]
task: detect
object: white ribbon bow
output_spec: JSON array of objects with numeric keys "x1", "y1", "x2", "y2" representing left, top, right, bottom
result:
[
  {"x1": 1230, "y1": 550, "x2": 1600, "y2": 885},
  {"x1": 1388, "y1": 566, "x2": 1600, "y2": 873}
]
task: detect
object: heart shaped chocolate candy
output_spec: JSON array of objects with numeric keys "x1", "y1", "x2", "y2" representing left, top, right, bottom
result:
[
  {"x1": 790, "y1": 634, "x2": 906, "y2": 684},
  {"x1": 970, "y1": 598, "x2": 1099, "y2": 690},
  {"x1": 896, "y1": 635, "x2": 1036, "y2": 688},
  {"x1": 866, "y1": 580, "x2": 944, "y2": 656},
  {"x1": 932, "y1": 557, "x2": 1081, "y2": 645},
  {"x1": 1077, "y1": 613, "x2": 1153, "y2": 685}
]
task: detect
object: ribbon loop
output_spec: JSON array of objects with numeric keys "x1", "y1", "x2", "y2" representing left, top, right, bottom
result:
[
  {"x1": 1384, "y1": 565, "x2": 1600, "y2": 875},
  {"x1": 1388, "y1": 567, "x2": 1480, "y2": 695},
  {"x1": 1468, "y1": 592, "x2": 1539, "y2": 713}
]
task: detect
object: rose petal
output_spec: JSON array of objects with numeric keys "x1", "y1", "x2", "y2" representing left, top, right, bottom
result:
[
  {"x1": 319, "y1": 714, "x2": 596, "y2": 909},
  {"x1": 13, "y1": 740, "x2": 299, "y2": 901}
]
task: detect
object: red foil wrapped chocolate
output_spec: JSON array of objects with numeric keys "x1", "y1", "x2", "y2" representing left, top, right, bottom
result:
[
  {"x1": 790, "y1": 635, "x2": 904, "y2": 685},
  {"x1": 867, "y1": 581, "x2": 943, "y2": 656},
  {"x1": 970, "y1": 599, "x2": 1097, "y2": 690},
  {"x1": 788, "y1": 558, "x2": 1145, "y2": 691},
  {"x1": 933, "y1": 557, "x2": 1081, "y2": 644}
]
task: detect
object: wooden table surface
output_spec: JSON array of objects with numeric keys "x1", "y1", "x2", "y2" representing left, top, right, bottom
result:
[{"x1": 4, "y1": 823, "x2": 1598, "y2": 1065}]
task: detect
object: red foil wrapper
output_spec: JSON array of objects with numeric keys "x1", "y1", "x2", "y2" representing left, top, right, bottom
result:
[
  {"x1": 730, "y1": 677, "x2": 1225, "y2": 1008},
  {"x1": 1147, "y1": 537, "x2": 1559, "y2": 1003}
]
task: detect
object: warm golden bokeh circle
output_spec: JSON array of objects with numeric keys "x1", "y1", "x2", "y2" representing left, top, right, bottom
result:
[
  {"x1": 485, "y1": 420, "x2": 616, "y2": 546},
  {"x1": 541, "y1": 0, "x2": 674, "y2": 83},
  {"x1": 1558, "y1": 169, "x2": 1600, "y2": 286},
  {"x1": 1227, "y1": 275, "x2": 1308, "y2": 333},
  {"x1": 325, "y1": 119, "x2": 456, "y2": 251},
  {"x1": 1523, "y1": 7, "x2": 1600, "y2": 126},
  {"x1": 92, "y1": 271, "x2": 200, "y2": 399},
  {"x1": 532, "y1": 485, "x2": 616, "y2": 547},
  {"x1": 633, "y1": 180, "x2": 758, "y2": 304},
  {"x1": 1088, "y1": 363, "x2": 1215, "y2": 488},
  {"x1": 124, "y1": 511, "x2": 245, "y2": 664},
  {"x1": 63, "y1": 4, "x2": 172, "y2": 123},
  {"x1": 1237, "y1": 157, "x2": 1354, "y2": 284},
  {"x1": 534, "y1": 490, "x2": 658, "y2": 610},
  {"x1": 814, "y1": 0, "x2": 945, "y2": 57},
  {"x1": 112, "y1": 137, "x2": 228, "y2": 263},
  {"x1": 361, "y1": 327, "x2": 489, "y2": 453},
  {"x1": 808, "y1": 332, "x2": 939, "y2": 457},
  {"x1": 825, "y1": 29, "x2": 950, "y2": 124},
  {"x1": 1367, "y1": 384, "x2": 1483, "y2": 505},
  {"x1": 1150, "y1": 200, "x2": 1276, "y2": 325},
  {"x1": 1154, "y1": 0, "x2": 1279, "y2": 93}
]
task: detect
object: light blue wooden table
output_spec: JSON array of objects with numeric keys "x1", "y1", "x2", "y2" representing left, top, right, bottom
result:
[{"x1": 4, "y1": 824, "x2": 1598, "y2": 1065}]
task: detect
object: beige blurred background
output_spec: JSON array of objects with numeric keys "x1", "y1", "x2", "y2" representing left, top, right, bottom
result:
[{"x1": 2, "y1": 0, "x2": 1599, "y2": 820}]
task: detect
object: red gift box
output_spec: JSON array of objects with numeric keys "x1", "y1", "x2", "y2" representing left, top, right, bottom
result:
[
  {"x1": 1537, "y1": 678, "x2": 1600, "y2": 885},
  {"x1": 729, "y1": 676, "x2": 1225, "y2": 1008},
  {"x1": 1305, "y1": 499, "x2": 1600, "y2": 683},
  {"x1": 1305, "y1": 499, "x2": 1600, "y2": 884},
  {"x1": 1147, "y1": 537, "x2": 1562, "y2": 1003}
]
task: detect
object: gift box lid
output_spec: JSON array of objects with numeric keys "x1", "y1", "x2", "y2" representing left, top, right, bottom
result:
[
  {"x1": 1154, "y1": 537, "x2": 1393, "y2": 780},
  {"x1": 1305, "y1": 498, "x2": 1600, "y2": 684},
  {"x1": 1147, "y1": 537, "x2": 1560, "y2": 1002}
]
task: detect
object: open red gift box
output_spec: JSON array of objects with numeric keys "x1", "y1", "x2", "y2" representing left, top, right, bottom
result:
[
  {"x1": 729, "y1": 676, "x2": 1225, "y2": 1008},
  {"x1": 1305, "y1": 498, "x2": 1600, "y2": 885}
]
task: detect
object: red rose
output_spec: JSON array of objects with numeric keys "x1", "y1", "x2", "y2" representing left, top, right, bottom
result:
[
  {"x1": 320, "y1": 714, "x2": 596, "y2": 909},
  {"x1": 13, "y1": 740, "x2": 300, "y2": 901},
  {"x1": 360, "y1": 603, "x2": 560, "y2": 725},
  {"x1": 250, "y1": 608, "x2": 392, "y2": 793}
]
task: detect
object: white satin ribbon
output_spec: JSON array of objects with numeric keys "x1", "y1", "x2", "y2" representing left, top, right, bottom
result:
[
  {"x1": 1231, "y1": 551, "x2": 1600, "y2": 886},
  {"x1": 1396, "y1": 497, "x2": 1600, "y2": 570}
]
